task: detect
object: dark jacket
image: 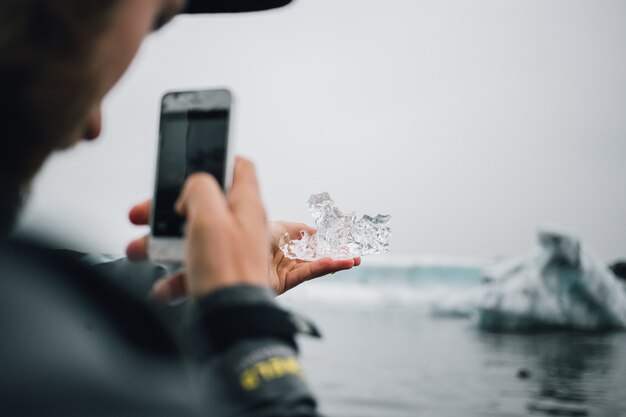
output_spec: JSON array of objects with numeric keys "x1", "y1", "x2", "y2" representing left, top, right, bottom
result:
[{"x1": 0, "y1": 238, "x2": 321, "y2": 416}]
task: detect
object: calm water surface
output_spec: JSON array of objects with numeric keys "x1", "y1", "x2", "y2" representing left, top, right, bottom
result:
[{"x1": 283, "y1": 301, "x2": 626, "y2": 417}]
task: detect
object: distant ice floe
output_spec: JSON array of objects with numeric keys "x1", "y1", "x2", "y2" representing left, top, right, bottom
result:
[{"x1": 473, "y1": 230, "x2": 626, "y2": 331}]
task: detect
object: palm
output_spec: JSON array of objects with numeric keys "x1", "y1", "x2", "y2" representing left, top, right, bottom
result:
[{"x1": 268, "y1": 221, "x2": 359, "y2": 294}]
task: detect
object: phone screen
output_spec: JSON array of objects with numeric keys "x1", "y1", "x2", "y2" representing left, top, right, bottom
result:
[{"x1": 153, "y1": 106, "x2": 230, "y2": 238}]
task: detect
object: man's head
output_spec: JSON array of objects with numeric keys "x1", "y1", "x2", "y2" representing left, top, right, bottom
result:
[
  {"x1": 0, "y1": 0, "x2": 185, "y2": 175},
  {"x1": 0, "y1": 0, "x2": 294, "y2": 235},
  {"x1": 0, "y1": 0, "x2": 185, "y2": 233}
]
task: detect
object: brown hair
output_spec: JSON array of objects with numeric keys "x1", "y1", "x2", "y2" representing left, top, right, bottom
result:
[{"x1": 0, "y1": 0, "x2": 119, "y2": 234}]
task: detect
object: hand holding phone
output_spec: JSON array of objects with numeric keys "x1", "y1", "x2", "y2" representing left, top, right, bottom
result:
[{"x1": 174, "y1": 158, "x2": 271, "y2": 298}]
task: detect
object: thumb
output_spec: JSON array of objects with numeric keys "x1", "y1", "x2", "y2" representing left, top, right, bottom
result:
[{"x1": 175, "y1": 173, "x2": 228, "y2": 222}]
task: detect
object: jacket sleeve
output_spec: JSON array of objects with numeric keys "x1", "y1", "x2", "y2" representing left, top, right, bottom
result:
[{"x1": 183, "y1": 285, "x2": 324, "y2": 417}]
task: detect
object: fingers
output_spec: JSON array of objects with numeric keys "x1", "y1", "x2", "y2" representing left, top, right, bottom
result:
[
  {"x1": 129, "y1": 199, "x2": 151, "y2": 225},
  {"x1": 127, "y1": 201, "x2": 150, "y2": 260},
  {"x1": 269, "y1": 221, "x2": 316, "y2": 250},
  {"x1": 228, "y1": 157, "x2": 266, "y2": 225},
  {"x1": 126, "y1": 235, "x2": 148, "y2": 260},
  {"x1": 299, "y1": 224, "x2": 317, "y2": 236},
  {"x1": 284, "y1": 222, "x2": 316, "y2": 239},
  {"x1": 175, "y1": 173, "x2": 229, "y2": 223},
  {"x1": 280, "y1": 258, "x2": 352, "y2": 293},
  {"x1": 149, "y1": 273, "x2": 187, "y2": 301},
  {"x1": 308, "y1": 258, "x2": 356, "y2": 279}
]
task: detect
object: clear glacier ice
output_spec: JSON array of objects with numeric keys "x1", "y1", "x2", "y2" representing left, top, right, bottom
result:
[{"x1": 280, "y1": 192, "x2": 391, "y2": 261}]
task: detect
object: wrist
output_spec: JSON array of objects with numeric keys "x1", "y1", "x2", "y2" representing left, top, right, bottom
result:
[
  {"x1": 188, "y1": 275, "x2": 271, "y2": 300},
  {"x1": 184, "y1": 285, "x2": 320, "y2": 359}
]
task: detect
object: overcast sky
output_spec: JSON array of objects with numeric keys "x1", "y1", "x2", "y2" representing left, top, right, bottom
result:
[{"x1": 19, "y1": 0, "x2": 626, "y2": 262}]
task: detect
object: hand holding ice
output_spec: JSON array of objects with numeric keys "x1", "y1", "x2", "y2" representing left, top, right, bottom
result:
[{"x1": 280, "y1": 192, "x2": 391, "y2": 261}]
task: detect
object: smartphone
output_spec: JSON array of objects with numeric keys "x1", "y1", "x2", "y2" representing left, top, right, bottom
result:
[{"x1": 149, "y1": 88, "x2": 234, "y2": 262}]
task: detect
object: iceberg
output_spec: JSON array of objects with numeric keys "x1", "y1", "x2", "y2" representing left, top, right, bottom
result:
[
  {"x1": 280, "y1": 192, "x2": 391, "y2": 261},
  {"x1": 475, "y1": 230, "x2": 626, "y2": 331}
]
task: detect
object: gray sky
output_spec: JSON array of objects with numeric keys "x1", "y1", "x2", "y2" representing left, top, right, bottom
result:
[{"x1": 19, "y1": 0, "x2": 626, "y2": 262}]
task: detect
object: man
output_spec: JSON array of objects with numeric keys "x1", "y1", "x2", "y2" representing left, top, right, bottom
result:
[{"x1": 0, "y1": 0, "x2": 358, "y2": 415}]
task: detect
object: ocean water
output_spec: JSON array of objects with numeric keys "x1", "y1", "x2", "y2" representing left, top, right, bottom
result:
[{"x1": 279, "y1": 261, "x2": 626, "y2": 417}]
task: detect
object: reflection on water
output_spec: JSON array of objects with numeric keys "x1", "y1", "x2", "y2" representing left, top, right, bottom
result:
[
  {"x1": 477, "y1": 331, "x2": 621, "y2": 416},
  {"x1": 284, "y1": 299, "x2": 626, "y2": 417}
]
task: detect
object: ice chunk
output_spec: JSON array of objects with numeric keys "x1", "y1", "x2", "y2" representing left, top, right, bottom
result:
[
  {"x1": 475, "y1": 230, "x2": 626, "y2": 331},
  {"x1": 280, "y1": 192, "x2": 391, "y2": 261}
]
